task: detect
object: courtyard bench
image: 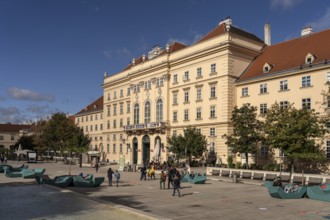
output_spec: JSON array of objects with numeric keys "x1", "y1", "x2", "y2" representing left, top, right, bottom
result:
[
  {"x1": 292, "y1": 176, "x2": 306, "y2": 185},
  {"x1": 252, "y1": 173, "x2": 264, "y2": 180},
  {"x1": 307, "y1": 177, "x2": 322, "y2": 186},
  {"x1": 242, "y1": 172, "x2": 252, "y2": 179},
  {"x1": 265, "y1": 173, "x2": 277, "y2": 181},
  {"x1": 221, "y1": 170, "x2": 230, "y2": 177},
  {"x1": 231, "y1": 171, "x2": 241, "y2": 178},
  {"x1": 280, "y1": 175, "x2": 291, "y2": 183},
  {"x1": 211, "y1": 170, "x2": 220, "y2": 176}
]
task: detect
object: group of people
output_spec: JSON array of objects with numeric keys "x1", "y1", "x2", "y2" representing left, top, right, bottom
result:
[
  {"x1": 107, "y1": 168, "x2": 120, "y2": 187},
  {"x1": 0, "y1": 155, "x2": 7, "y2": 164},
  {"x1": 272, "y1": 176, "x2": 299, "y2": 193}
]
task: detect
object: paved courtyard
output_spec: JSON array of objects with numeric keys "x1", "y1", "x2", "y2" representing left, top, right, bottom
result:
[{"x1": 1, "y1": 161, "x2": 330, "y2": 220}]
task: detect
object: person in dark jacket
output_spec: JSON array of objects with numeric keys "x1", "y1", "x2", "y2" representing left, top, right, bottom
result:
[
  {"x1": 172, "y1": 170, "x2": 181, "y2": 197},
  {"x1": 140, "y1": 166, "x2": 147, "y2": 181},
  {"x1": 107, "y1": 167, "x2": 114, "y2": 186}
]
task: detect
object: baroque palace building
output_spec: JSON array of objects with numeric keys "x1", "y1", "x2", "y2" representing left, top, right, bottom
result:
[{"x1": 75, "y1": 18, "x2": 330, "y2": 165}]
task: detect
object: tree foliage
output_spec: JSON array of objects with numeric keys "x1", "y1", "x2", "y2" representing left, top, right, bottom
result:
[
  {"x1": 223, "y1": 103, "x2": 264, "y2": 167},
  {"x1": 167, "y1": 126, "x2": 207, "y2": 163},
  {"x1": 264, "y1": 103, "x2": 327, "y2": 174},
  {"x1": 15, "y1": 135, "x2": 36, "y2": 151}
]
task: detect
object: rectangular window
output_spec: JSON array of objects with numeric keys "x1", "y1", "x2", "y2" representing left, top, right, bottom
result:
[
  {"x1": 184, "y1": 91, "x2": 189, "y2": 103},
  {"x1": 90, "y1": 115, "x2": 93, "y2": 121},
  {"x1": 90, "y1": 125, "x2": 93, "y2": 131},
  {"x1": 183, "y1": 71, "x2": 189, "y2": 81},
  {"x1": 144, "y1": 80, "x2": 151, "y2": 90},
  {"x1": 107, "y1": 120, "x2": 110, "y2": 129},
  {"x1": 173, "y1": 111, "x2": 178, "y2": 122},
  {"x1": 280, "y1": 80, "x2": 288, "y2": 91},
  {"x1": 119, "y1": 134, "x2": 122, "y2": 141},
  {"x1": 86, "y1": 116, "x2": 88, "y2": 122},
  {"x1": 127, "y1": 102, "x2": 130, "y2": 113},
  {"x1": 127, "y1": 88, "x2": 130, "y2": 96},
  {"x1": 196, "y1": 107, "x2": 202, "y2": 119},
  {"x1": 260, "y1": 103, "x2": 267, "y2": 114},
  {"x1": 113, "y1": 144, "x2": 116, "y2": 153},
  {"x1": 196, "y1": 128, "x2": 201, "y2": 134},
  {"x1": 95, "y1": 114, "x2": 98, "y2": 120},
  {"x1": 95, "y1": 124, "x2": 98, "y2": 131},
  {"x1": 107, "y1": 93, "x2": 110, "y2": 101},
  {"x1": 280, "y1": 101, "x2": 289, "y2": 110},
  {"x1": 196, "y1": 88, "x2": 202, "y2": 101},
  {"x1": 210, "y1": 127, "x2": 215, "y2": 137},
  {"x1": 113, "y1": 104, "x2": 117, "y2": 115},
  {"x1": 173, "y1": 130, "x2": 177, "y2": 137},
  {"x1": 210, "y1": 142, "x2": 215, "y2": 153},
  {"x1": 11, "y1": 135, "x2": 14, "y2": 141},
  {"x1": 120, "y1": 119, "x2": 123, "y2": 127},
  {"x1": 173, "y1": 74, "x2": 178, "y2": 83},
  {"x1": 173, "y1": 93, "x2": 178, "y2": 104},
  {"x1": 156, "y1": 78, "x2": 164, "y2": 87},
  {"x1": 107, "y1": 144, "x2": 110, "y2": 153},
  {"x1": 120, "y1": 89, "x2": 123, "y2": 97},
  {"x1": 113, "y1": 119, "x2": 117, "y2": 128},
  {"x1": 133, "y1": 84, "x2": 140, "y2": 93},
  {"x1": 100, "y1": 113, "x2": 103, "y2": 120},
  {"x1": 242, "y1": 87, "x2": 248, "y2": 97},
  {"x1": 260, "y1": 145, "x2": 269, "y2": 157},
  {"x1": 120, "y1": 144, "x2": 123, "y2": 154},
  {"x1": 327, "y1": 72, "x2": 330, "y2": 82},
  {"x1": 184, "y1": 109, "x2": 189, "y2": 120},
  {"x1": 81, "y1": 117, "x2": 84, "y2": 122},
  {"x1": 127, "y1": 117, "x2": 130, "y2": 126},
  {"x1": 120, "y1": 103, "x2": 124, "y2": 114},
  {"x1": 210, "y1": 85, "x2": 216, "y2": 98},
  {"x1": 210, "y1": 105, "x2": 216, "y2": 118},
  {"x1": 211, "y1": 63, "x2": 216, "y2": 73},
  {"x1": 114, "y1": 91, "x2": 117, "y2": 99},
  {"x1": 260, "y1": 84, "x2": 267, "y2": 94},
  {"x1": 197, "y1": 67, "x2": 202, "y2": 77},
  {"x1": 86, "y1": 126, "x2": 88, "y2": 132},
  {"x1": 302, "y1": 98, "x2": 311, "y2": 109},
  {"x1": 302, "y1": 76, "x2": 311, "y2": 87},
  {"x1": 113, "y1": 134, "x2": 116, "y2": 140},
  {"x1": 107, "y1": 105, "x2": 110, "y2": 117},
  {"x1": 100, "y1": 124, "x2": 103, "y2": 131}
]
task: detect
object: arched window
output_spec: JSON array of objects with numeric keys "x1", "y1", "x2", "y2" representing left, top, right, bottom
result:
[
  {"x1": 156, "y1": 99, "x2": 163, "y2": 122},
  {"x1": 144, "y1": 101, "x2": 151, "y2": 124},
  {"x1": 134, "y1": 103, "x2": 140, "y2": 124}
]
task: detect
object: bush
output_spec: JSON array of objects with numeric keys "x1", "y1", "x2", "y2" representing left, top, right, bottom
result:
[{"x1": 236, "y1": 162, "x2": 242, "y2": 169}]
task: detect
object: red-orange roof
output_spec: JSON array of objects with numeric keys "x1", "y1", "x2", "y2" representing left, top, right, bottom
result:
[
  {"x1": 0, "y1": 124, "x2": 33, "y2": 133},
  {"x1": 196, "y1": 22, "x2": 264, "y2": 44},
  {"x1": 238, "y1": 29, "x2": 330, "y2": 82},
  {"x1": 75, "y1": 96, "x2": 103, "y2": 115}
]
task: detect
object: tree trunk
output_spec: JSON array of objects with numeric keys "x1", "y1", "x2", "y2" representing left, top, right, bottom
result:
[
  {"x1": 245, "y1": 152, "x2": 249, "y2": 169},
  {"x1": 79, "y1": 153, "x2": 82, "y2": 168}
]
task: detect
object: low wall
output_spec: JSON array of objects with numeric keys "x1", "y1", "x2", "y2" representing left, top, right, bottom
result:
[{"x1": 206, "y1": 167, "x2": 330, "y2": 184}]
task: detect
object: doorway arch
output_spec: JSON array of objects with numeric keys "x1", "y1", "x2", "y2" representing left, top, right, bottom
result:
[
  {"x1": 132, "y1": 137, "x2": 138, "y2": 164},
  {"x1": 142, "y1": 135, "x2": 150, "y2": 164}
]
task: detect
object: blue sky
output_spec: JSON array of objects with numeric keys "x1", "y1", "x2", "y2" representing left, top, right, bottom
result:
[{"x1": 1, "y1": 0, "x2": 330, "y2": 123}]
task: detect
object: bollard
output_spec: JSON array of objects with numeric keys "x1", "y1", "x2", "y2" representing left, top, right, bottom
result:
[{"x1": 233, "y1": 174, "x2": 237, "y2": 183}]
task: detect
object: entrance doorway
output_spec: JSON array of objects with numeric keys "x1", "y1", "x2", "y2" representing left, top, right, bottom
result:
[
  {"x1": 142, "y1": 135, "x2": 150, "y2": 164},
  {"x1": 133, "y1": 138, "x2": 138, "y2": 164}
]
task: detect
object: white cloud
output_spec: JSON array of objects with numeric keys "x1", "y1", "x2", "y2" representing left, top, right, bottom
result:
[
  {"x1": 116, "y1": 47, "x2": 131, "y2": 57},
  {"x1": 7, "y1": 87, "x2": 54, "y2": 102},
  {"x1": 306, "y1": 8, "x2": 330, "y2": 31},
  {"x1": 0, "y1": 106, "x2": 24, "y2": 123},
  {"x1": 270, "y1": 0, "x2": 303, "y2": 10},
  {"x1": 103, "y1": 50, "x2": 112, "y2": 59}
]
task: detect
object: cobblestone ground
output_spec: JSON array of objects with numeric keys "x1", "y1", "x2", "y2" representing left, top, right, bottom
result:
[{"x1": 1, "y1": 161, "x2": 330, "y2": 220}]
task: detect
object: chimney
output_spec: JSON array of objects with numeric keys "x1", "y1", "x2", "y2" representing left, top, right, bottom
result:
[
  {"x1": 264, "y1": 23, "x2": 271, "y2": 46},
  {"x1": 301, "y1": 26, "x2": 313, "y2": 36}
]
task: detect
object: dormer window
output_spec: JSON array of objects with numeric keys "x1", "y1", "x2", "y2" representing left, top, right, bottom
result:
[
  {"x1": 305, "y1": 53, "x2": 316, "y2": 65},
  {"x1": 263, "y1": 63, "x2": 272, "y2": 73},
  {"x1": 93, "y1": 105, "x2": 97, "y2": 109}
]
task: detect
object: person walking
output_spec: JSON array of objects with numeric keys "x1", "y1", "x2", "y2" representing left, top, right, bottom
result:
[
  {"x1": 160, "y1": 170, "x2": 166, "y2": 189},
  {"x1": 95, "y1": 162, "x2": 99, "y2": 172},
  {"x1": 172, "y1": 170, "x2": 181, "y2": 197},
  {"x1": 167, "y1": 167, "x2": 174, "y2": 189},
  {"x1": 114, "y1": 170, "x2": 120, "y2": 187},
  {"x1": 140, "y1": 166, "x2": 147, "y2": 181},
  {"x1": 107, "y1": 167, "x2": 114, "y2": 186}
]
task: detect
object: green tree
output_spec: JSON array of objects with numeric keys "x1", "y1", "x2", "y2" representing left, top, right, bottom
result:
[
  {"x1": 264, "y1": 103, "x2": 327, "y2": 177},
  {"x1": 167, "y1": 126, "x2": 207, "y2": 164},
  {"x1": 70, "y1": 127, "x2": 91, "y2": 168},
  {"x1": 223, "y1": 103, "x2": 264, "y2": 168},
  {"x1": 15, "y1": 135, "x2": 36, "y2": 151}
]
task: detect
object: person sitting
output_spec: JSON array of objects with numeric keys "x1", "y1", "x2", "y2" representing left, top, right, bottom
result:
[
  {"x1": 273, "y1": 176, "x2": 282, "y2": 187},
  {"x1": 189, "y1": 171, "x2": 195, "y2": 179}
]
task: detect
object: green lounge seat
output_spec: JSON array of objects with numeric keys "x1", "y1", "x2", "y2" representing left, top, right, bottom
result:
[
  {"x1": 33, "y1": 168, "x2": 46, "y2": 175},
  {"x1": 38, "y1": 175, "x2": 73, "y2": 188},
  {"x1": 4, "y1": 169, "x2": 23, "y2": 178},
  {"x1": 264, "y1": 181, "x2": 307, "y2": 199},
  {"x1": 72, "y1": 175, "x2": 104, "y2": 187},
  {"x1": 307, "y1": 184, "x2": 330, "y2": 202},
  {"x1": 22, "y1": 169, "x2": 36, "y2": 178},
  {"x1": 1, "y1": 164, "x2": 28, "y2": 173},
  {"x1": 182, "y1": 173, "x2": 207, "y2": 184}
]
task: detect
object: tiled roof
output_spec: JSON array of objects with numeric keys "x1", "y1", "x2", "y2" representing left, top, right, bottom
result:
[
  {"x1": 238, "y1": 29, "x2": 330, "y2": 82},
  {"x1": 122, "y1": 42, "x2": 187, "y2": 71},
  {"x1": 0, "y1": 124, "x2": 33, "y2": 133},
  {"x1": 75, "y1": 96, "x2": 103, "y2": 115},
  {"x1": 196, "y1": 22, "x2": 264, "y2": 44}
]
